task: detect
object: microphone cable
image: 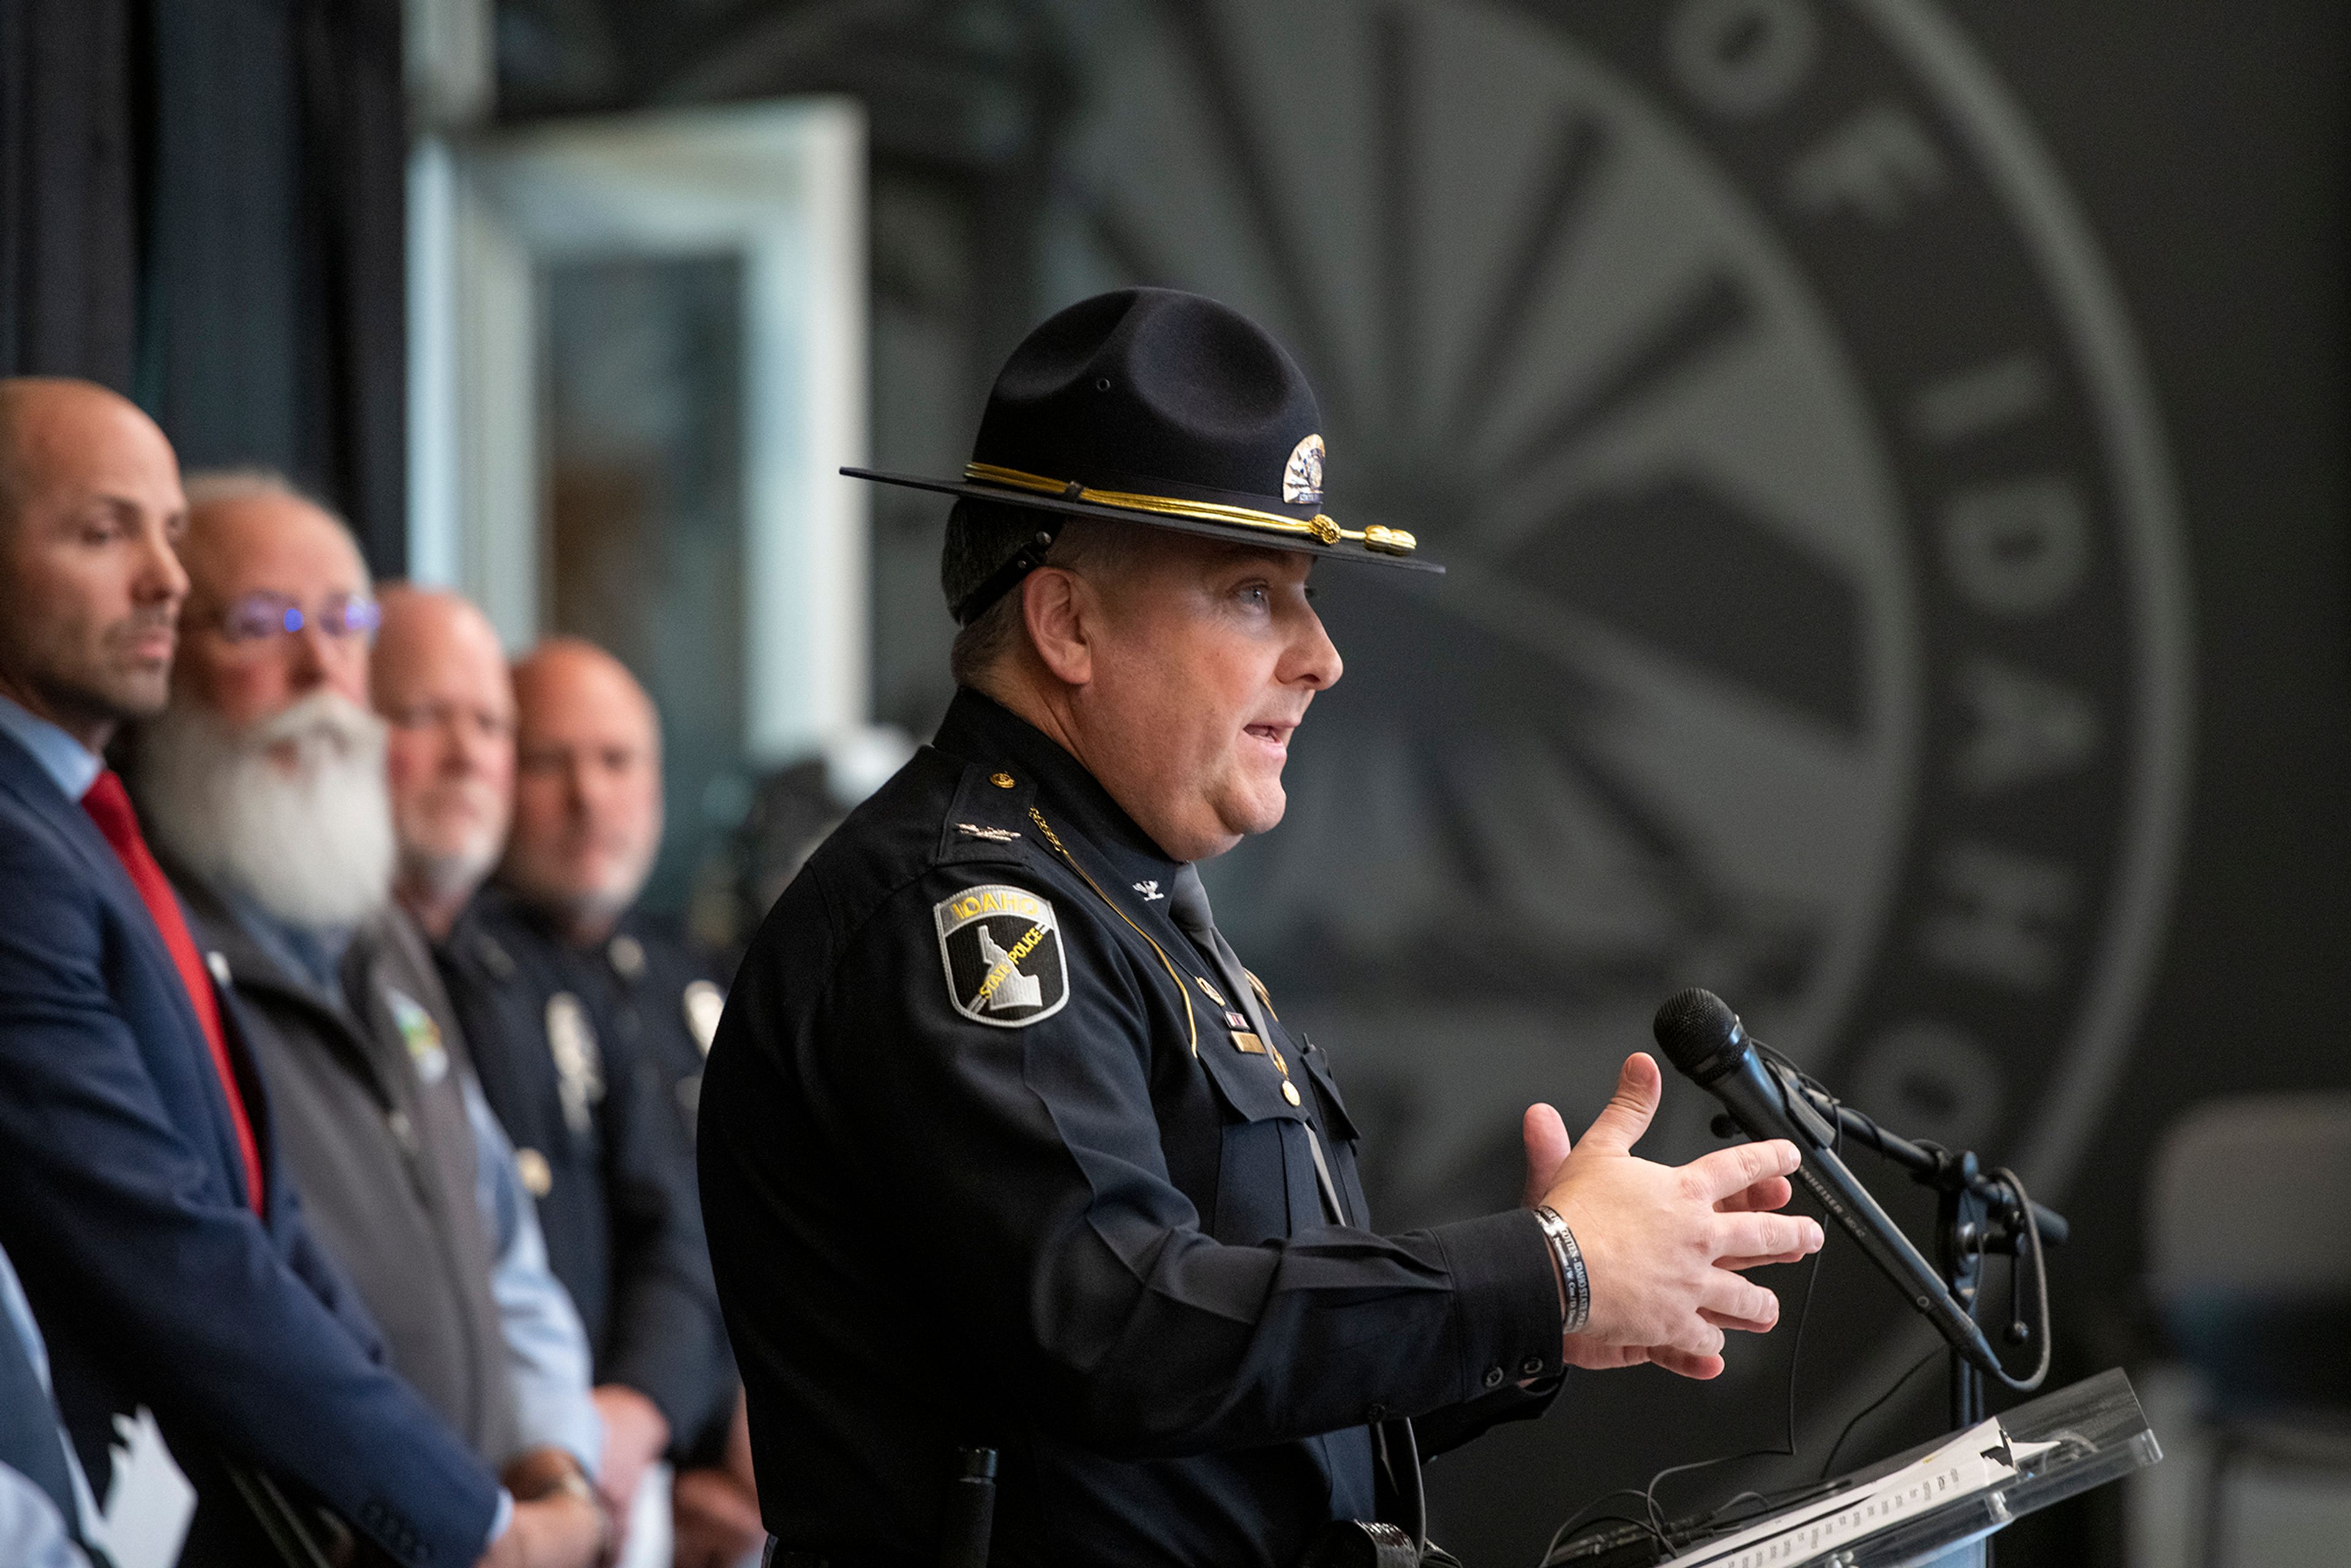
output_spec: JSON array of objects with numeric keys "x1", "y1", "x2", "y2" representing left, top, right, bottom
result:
[
  {"x1": 1987, "y1": 1165, "x2": 2053, "y2": 1393},
  {"x1": 1539, "y1": 1112, "x2": 1833, "y2": 1564},
  {"x1": 1818, "y1": 1347, "x2": 1940, "y2": 1480}
]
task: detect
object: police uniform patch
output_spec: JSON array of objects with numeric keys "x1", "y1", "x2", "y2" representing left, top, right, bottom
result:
[{"x1": 934, "y1": 884, "x2": 1070, "y2": 1029}]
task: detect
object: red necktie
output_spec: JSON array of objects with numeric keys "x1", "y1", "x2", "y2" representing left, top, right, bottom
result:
[{"x1": 81, "y1": 769, "x2": 265, "y2": 1215}]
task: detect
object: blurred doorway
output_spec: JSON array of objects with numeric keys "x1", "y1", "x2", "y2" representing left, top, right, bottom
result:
[{"x1": 410, "y1": 99, "x2": 869, "y2": 918}]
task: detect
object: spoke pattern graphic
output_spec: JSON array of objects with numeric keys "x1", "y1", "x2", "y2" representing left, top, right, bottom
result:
[
  {"x1": 1068, "y1": 0, "x2": 1892, "y2": 1051},
  {"x1": 1488, "y1": 269, "x2": 1755, "y2": 506},
  {"x1": 1444, "y1": 108, "x2": 1612, "y2": 447},
  {"x1": 1375, "y1": 2, "x2": 1419, "y2": 438},
  {"x1": 1152, "y1": 0, "x2": 1362, "y2": 435}
]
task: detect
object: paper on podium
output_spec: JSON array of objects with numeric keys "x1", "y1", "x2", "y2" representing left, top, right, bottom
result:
[
  {"x1": 1546, "y1": 1368, "x2": 2161, "y2": 1568},
  {"x1": 1652, "y1": 1419, "x2": 2047, "y2": 1568}
]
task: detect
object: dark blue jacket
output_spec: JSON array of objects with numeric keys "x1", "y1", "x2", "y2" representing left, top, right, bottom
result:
[
  {"x1": 700, "y1": 690, "x2": 1561, "y2": 1568},
  {"x1": 0, "y1": 730, "x2": 500, "y2": 1567}
]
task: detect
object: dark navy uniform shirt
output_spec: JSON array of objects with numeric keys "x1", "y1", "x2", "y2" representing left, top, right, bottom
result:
[
  {"x1": 594, "y1": 908, "x2": 727, "y2": 1146},
  {"x1": 438, "y1": 886, "x2": 736, "y2": 1454},
  {"x1": 700, "y1": 689, "x2": 1564, "y2": 1568}
]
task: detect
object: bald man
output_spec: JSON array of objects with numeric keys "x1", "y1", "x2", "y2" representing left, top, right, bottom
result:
[
  {"x1": 373, "y1": 587, "x2": 516, "y2": 942},
  {"x1": 503, "y1": 642, "x2": 665, "y2": 955},
  {"x1": 0, "y1": 380, "x2": 534, "y2": 1568},
  {"x1": 433, "y1": 637, "x2": 752, "y2": 1562},
  {"x1": 498, "y1": 643, "x2": 729, "y2": 1137}
]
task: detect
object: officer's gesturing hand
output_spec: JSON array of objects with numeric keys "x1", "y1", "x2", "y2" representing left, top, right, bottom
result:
[{"x1": 1524, "y1": 1052, "x2": 1823, "y2": 1380}]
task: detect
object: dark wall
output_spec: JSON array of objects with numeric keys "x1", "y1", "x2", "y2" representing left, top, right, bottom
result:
[
  {"x1": 0, "y1": 0, "x2": 409, "y2": 576},
  {"x1": 1953, "y1": 0, "x2": 2350, "y2": 1283},
  {"x1": 1951, "y1": 6, "x2": 2349, "y2": 1555}
]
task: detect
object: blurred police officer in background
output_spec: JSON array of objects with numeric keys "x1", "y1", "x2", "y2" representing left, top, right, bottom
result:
[
  {"x1": 403, "y1": 617, "x2": 756, "y2": 1564},
  {"x1": 0, "y1": 377, "x2": 574, "y2": 1568},
  {"x1": 374, "y1": 587, "x2": 516, "y2": 949},
  {"x1": 505, "y1": 640, "x2": 729, "y2": 1138},
  {"x1": 127, "y1": 472, "x2": 608, "y2": 1566},
  {"x1": 699, "y1": 290, "x2": 1825, "y2": 1568}
]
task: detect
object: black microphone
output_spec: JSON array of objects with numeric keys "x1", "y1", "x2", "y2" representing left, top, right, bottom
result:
[{"x1": 1652, "y1": 988, "x2": 2006, "y2": 1378}]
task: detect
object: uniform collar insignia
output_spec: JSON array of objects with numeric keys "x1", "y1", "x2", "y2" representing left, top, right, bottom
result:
[
  {"x1": 1132, "y1": 879, "x2": 1164, "y2": 901},
  {"x1": 936, "y1": 690, "x2": 1178, "y2": 874},
  {"x1": 478, "y1": 934, "x2": 516, "y2": 981},
  {"x1": 607, "y1": 932, "x2": 646, "y2": 980}
]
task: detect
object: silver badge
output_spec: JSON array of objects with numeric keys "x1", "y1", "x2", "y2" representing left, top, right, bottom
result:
[
  {"x1": 544, "y1": 992, "x2": 604, "y2": 1136},
  {"x1": 1282, "y1": 433, "x2": 1325, "y2": 506},
  {"x1": 682, "y1": 979, "x2": 725, "y2": 1057},
  {"x1": 934, "y1": 884, "x2": 1070, "y2": 1029}
]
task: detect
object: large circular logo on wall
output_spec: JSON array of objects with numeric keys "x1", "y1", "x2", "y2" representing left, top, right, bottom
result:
[
  {"x1": 1046, "y1": 0, "x2": 2189, "y2": 1220},
  {"x1": 1037, "y1": 0, "x2": 2188, "y2": 1544}
]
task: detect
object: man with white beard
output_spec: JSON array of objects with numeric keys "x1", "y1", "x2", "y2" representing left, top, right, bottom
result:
[{"x1": 131, "y1": 471, "x2": 610, "y2": 1568}]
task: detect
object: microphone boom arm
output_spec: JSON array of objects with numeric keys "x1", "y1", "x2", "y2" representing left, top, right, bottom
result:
[{"x1": 1763, "y1": 1065, "x2": 2070, "y2": 1250}]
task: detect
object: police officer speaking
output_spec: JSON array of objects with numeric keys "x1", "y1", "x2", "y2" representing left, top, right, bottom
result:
[{"x1": 698, "y1": 288, "x2": 1824, "y2": 1568}]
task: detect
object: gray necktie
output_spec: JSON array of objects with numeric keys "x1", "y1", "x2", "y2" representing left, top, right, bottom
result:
[
  {"x1": 1166, "y1": 865, "x2": 1348, "y2": 1225},
  {"x1": 1167, "y1": 865, "x2": 1272, "y2": 1043}
]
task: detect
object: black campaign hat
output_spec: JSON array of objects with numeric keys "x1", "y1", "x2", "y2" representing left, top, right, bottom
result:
[{"x1": 843, "y1": 288, "x2": 1438, "y2": 618}]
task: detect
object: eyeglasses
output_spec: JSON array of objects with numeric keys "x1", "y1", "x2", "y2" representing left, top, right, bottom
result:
[{"x1": 211, "y1": 591, "x2": 383, "y2": 645}]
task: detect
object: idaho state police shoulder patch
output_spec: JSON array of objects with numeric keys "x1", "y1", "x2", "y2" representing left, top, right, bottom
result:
[{"x1": 934, "y1": 884, "x2": 1070, "y2": 1029}]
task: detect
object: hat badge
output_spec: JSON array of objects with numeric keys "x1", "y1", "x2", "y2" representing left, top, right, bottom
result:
[{"x1": 1283, "y1": 433, "x2": 1325, "y2": 507}]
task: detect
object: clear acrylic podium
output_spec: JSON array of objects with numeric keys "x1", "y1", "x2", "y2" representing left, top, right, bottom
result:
[{"x1": 1543, "y1": 1368, "x2": 2161, "y2": 1568}]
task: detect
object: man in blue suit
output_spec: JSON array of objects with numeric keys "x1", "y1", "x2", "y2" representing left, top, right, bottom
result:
[{"x1": 0, "y1": 378, "x2": 599, "y2": 1568}]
